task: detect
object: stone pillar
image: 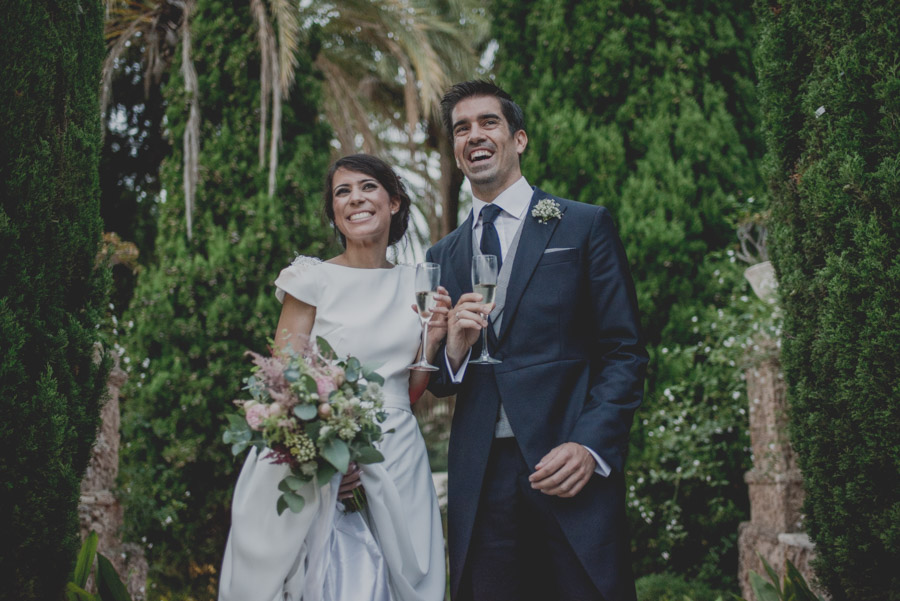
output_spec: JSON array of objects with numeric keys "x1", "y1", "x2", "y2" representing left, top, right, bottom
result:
[
  {"x1": 737, "y1": 261, "x2": 822, "y2": 599},
  {"x1": 79, "y1": 353, "x2": 148, "y2": 599}
]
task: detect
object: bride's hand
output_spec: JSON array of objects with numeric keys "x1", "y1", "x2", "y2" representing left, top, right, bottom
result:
[
  {"x1": 412, "y1": 286, "x2": 450, "y2": 361},
  {"x1": 338, "y1": 462, "x2": 362, "y2": 500}
]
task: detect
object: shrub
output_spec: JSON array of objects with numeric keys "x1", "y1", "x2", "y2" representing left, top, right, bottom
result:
[
  {"x1": 755, "y1": 2, "x2": 900, "y2": 599},
  {"x1": 490, "y1": 0, "x2": 765, "y2": 587},
  {"x1": 117, "y1": 1, "x2": 334, "y2": 596},
  {"x1": 0, "y1": 1, "x2": 110, "y2": 599}
]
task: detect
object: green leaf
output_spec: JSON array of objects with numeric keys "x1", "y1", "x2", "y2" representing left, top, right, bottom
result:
[
  {"x1": 299, "y1": 373, "x2": 318, "y2": 394},
  {"x1": 276, "y1": 495, "x2": 289, "y2": 516},
  {"x1": 316, "y1": 336, "x2": 336, "y2": 359},
  {"x1": 749, "y1": 572, "x2": 781, "y2": 601},
  {"x1": 66, "y1": 583, "x2": 99, "y2": 601},
  {"x1": 317, "y1": 462, "x2": 337, "y2": 486},
  {"x1": 231, "y1": 442, "x2": 250, "y2": 456},
  {"x1": 73, "y1": 531, "x2": 98, "y2": 588},
  {"x1": 284, "y1": 367, "x2": 301, "y2": 382},
  {"x1": 345, "y1": 357, "x2": 360, "y2": 382},
  {"x1": 354, "y1": 446, "x2": 384, "y2": 465},
  {"x1": 321, "y1": 437, "x2": 350, "y2": 473},
  {"x1": 282, "y1": 490, "x2": 306, "y2": 513},
  {"x1": 759, "y1": 555, "x2": 782, "y2": 597},
  {"x1": 97, "y1": 553, "x2": 133, "y2": 601},
  {"x1": 361, "y1": 363, "x2": 385, "y2": 385},
  {"x1": 283, "y1": 474, "x2": 307, "y2": 491},
  {"x1": 294, "y1": 404, "x2": 318, "y2": 420},
  {"x1": 226, "y1": 413, "x2": 248, "y2": 429},
  {"x1": 305, "y1": 421, "x2": 321, "y2": 441}
]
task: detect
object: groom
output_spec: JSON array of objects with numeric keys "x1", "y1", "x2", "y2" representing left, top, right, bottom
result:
[{"x1": 426, "y1": 81, "x2": 648, "y2": 601}]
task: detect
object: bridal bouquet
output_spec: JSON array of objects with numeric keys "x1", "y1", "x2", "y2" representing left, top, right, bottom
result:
[{"x1": 224, "y1": 337, "x2": 388, "y2": 515}]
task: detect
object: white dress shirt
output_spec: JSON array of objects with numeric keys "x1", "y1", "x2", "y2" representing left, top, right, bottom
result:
[{"x1": 444, "y1": 177, "x2": 611, "y2": 477}]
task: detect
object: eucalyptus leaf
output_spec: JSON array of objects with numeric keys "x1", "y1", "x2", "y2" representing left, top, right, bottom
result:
[
  {"x1": 293, "y1": 404, "x2": 318, "y2": 420},
  {"x1": 276, "y1": 495, "x2": 289, "y2": 516},
  {"x1": 284, "y1": 475, "x2": 306, "y2": 491},
  {"x1": 299, "y1": 373, "x2": 318, "y2": 394},
  {"x1": 226, "y1": 413, "x2": 248, "y2": 429},
  {"x1": 321, "y1": 437, "x2": 350, "y2": 473},
  {"x1": 231, "y1": 442, "x2": 251, "y2": 456},
  {"x1": 317, "y1": 462, "x2": 337, "y2": 486},
  {"x1": 354, "y1": 446, "x2": 385, "y2": 465},
  {"x1": 284, "y1": 368, "x2": 301, "y2": 382},
  {"x1": 305, "y1": 421, "x2": 321, "y2": 441},
  {"x1": 283, "y1": 490, "x2": 306, "y2": 513},
  {"x1": 362, "y1": 370, "x2": 384, "y2": 386},
  {"x1": 345, "y1": 363, "x2": 359, "y2": 383},
  {"x1": 316, "y1": 336, "x2": 336, "y2": 359}
]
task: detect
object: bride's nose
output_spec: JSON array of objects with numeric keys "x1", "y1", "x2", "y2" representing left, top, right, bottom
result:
[{"x1": 348, "y1": 186, "x2": 364, "y2": 204}]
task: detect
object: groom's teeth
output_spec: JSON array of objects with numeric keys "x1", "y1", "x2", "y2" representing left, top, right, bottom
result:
[
  {"x1": 349, "y1": 212, "x2": 373, "y2": 222},
  {"x1": 470, "y1": 150, "x2": 492, "y2": 161}
]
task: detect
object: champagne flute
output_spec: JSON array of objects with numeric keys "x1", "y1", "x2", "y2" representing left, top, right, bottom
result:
[
  {"x1": 408, "y1": 262, "x2": 441, "y2": 371},
  {"x1": 469, "y1": 254, "x2": 501, "y2": 365}
]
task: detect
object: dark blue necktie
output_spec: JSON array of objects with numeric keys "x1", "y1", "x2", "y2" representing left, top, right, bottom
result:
[{"x1": 479, "y1": 204, "x2": 503, "y2": 270}]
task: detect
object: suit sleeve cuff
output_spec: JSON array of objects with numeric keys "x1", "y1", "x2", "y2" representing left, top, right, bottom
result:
[
  {"x1": 582, "y1": 445, "x2": 611, "y2": 477},
  {"x1": 445, "y1": 348, "x2": 471, "y2": 383}
]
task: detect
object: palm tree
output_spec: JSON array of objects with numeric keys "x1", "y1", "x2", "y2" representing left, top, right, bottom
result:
[{"x1": 101, "y1": 0, "x2": 486, "y2": 242}]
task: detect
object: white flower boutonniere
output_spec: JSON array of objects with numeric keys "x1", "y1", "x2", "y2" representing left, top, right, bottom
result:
[{"x1": 531, "y1": 198, "x2": 562, "y2": 224}]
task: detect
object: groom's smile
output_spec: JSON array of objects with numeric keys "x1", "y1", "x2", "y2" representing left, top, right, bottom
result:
[{"x1": 451, "y1": 95, "x2": 528, "y2": 202}]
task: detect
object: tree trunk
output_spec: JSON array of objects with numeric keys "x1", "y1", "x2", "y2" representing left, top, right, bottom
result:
[{"x1": 438, "y1": 132, "x2": 464, "y2": 241}]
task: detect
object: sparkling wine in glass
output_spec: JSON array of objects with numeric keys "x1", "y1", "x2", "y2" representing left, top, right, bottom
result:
[
  {"x1": 408, "y1": 262, "x2": 441, "y2": 371},
  {"x1": 469, "y1": 254, "x2": 501, "y2": 365}
]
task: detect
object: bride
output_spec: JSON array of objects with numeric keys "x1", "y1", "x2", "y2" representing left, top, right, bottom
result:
[{"x1": 219, "y1": 154, "x2": 448, "y2": 601}]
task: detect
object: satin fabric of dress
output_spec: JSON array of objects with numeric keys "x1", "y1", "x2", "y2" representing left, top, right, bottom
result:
[{"x1": 219, "y1": 259, "x2": 445, "y2": 601}]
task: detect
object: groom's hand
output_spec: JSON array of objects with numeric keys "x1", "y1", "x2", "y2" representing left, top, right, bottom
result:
[
  {"x1": 446, "y1": 292, "x2": 493, "y2": 370},
  {"x1": 529, "y1": 443, "x2": 596, "y2": 498}
]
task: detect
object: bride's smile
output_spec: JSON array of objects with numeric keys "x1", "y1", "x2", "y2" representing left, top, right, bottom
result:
[{"x1": 331, "y1": 168, "x2": 400, "y2": 245}]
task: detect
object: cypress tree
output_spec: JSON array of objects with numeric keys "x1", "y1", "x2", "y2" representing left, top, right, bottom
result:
[
  {"x1": 0, "y1": 1, "x2": 110, "y2": 598},
  {"x1": 490, "y1": 0, "x2": 763, "y2": 587},
  {"x1": 118, "y1": 1, "x2": 334, "y2": 595},
  {"x1": 756, "y1": 2, "x2": 900, "y2": 599}
]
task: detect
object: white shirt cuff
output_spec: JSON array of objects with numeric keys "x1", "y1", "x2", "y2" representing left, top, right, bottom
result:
[
  {"x1": 582, "y1": 445, "x2": 611, "y2": 477},
  {"x1": 445, "y1": 347, "x2": 471, "y2": 383}
]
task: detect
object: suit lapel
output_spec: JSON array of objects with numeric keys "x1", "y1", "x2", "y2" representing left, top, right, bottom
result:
[
  {"x1": 497, "y1": 189, "x2": 564, "y2": 344},
  {"x1": 445, "y1": 210, "x2": 474, "y2": 299}
]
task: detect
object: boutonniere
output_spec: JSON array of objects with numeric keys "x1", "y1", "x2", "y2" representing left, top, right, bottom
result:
[{"x1": 531, "y1": 198, "x2": 562, "y2": 224}]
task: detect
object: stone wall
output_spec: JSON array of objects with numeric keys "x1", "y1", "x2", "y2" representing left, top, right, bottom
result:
[
  {"x1": 78, "y1": 353, "x2": 148, "y2": 599},
  {"x1": 737, "y1": 346, "x2": 821, "y2": 599}
]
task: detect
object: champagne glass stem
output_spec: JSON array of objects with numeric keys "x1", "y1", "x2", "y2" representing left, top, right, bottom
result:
[
  {"x1": 421, "y1": 318, "x2": 430, "y2": 364},
  {"x1": 480, "y1": 324, "x2": 489, "y2": 361}
]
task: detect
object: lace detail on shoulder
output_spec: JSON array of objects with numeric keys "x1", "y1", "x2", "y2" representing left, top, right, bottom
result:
[{"x1": 289, "y1": 254, "x2": 322, "y2": 272}]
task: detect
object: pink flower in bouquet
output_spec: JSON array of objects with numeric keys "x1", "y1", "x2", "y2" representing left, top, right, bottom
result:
[
  {"x1": 245, "y1": 403, "x2": 269, "y2": 431},
  {"x1": 315, "y1": 375, "x2": 337, "y2": 398},
  {"x1": 320, "y1": 364, "x2": 346, "y2": 387}
]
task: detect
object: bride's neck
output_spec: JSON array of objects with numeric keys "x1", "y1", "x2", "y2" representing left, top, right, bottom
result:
[{"x1": 333, "y1": 242, "x2": 392, "y2": 269}]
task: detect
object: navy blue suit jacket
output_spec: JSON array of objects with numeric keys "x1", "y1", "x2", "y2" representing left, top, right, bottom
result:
[{"x1": 426, "y1": 189, "x2": 647, "y2": 601}]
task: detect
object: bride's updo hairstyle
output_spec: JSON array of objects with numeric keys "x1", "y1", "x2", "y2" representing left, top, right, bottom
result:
[{"x1": 323, "y1": 154, "x2": 412, "y2": 248}]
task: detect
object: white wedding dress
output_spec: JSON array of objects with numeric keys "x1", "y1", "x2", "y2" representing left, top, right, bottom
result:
[{"x1": 219, "y1": 258, "x2": 445, "y2": 601}]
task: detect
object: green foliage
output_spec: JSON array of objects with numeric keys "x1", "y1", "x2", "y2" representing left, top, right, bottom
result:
[
  {"x1": 67, "y1": 532, "x2": 134, "y2": 601},
  {"x1": 636, "y1": 571, "x2": 727, "y2": 601},
  {"x1": 117, "y1": 0, "x2": 335, "y2": 596},
  {"x1": 755, "y1": 2, "x2": 900, "y2": 599},
  {"x1": 491, "y1": 0, "x2": 764, "y2": 588},
  {"x1": 0, "y1": 1, "x2": 110, "y2": 599},
  {"x1": 736, "y1": 556, "x2": 823, "y2": 601}
]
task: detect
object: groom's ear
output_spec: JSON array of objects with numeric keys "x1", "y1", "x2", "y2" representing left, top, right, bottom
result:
[{"x1": 514, "y1": 129, "x2": 528, "y2": 157}]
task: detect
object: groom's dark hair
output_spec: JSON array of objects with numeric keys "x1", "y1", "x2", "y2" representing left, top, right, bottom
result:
[{"x1": 440, "y1": 80, "x2": 526, "y2": 138}]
